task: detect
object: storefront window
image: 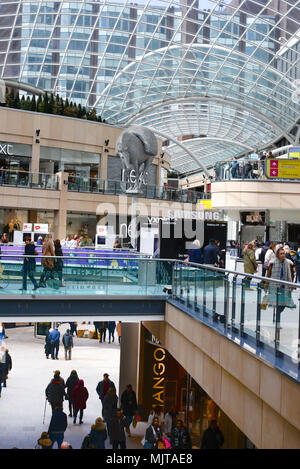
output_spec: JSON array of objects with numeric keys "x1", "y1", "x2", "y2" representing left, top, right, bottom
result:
[{"x1": 40, "y1": 147, "x2": 100, "y2": 180}]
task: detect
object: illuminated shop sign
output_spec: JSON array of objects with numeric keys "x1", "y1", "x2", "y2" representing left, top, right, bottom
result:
[
  {"x1": 0, "y1": 143, "x2": 13, "y2": 156},
  {"x1": 152, "y1": 346, "x2": 166, "y2": 410}
]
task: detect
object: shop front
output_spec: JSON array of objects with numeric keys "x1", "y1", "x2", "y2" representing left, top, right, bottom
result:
[{"x1": 0, "y1": 142, "x2": 32, "y2": 184}]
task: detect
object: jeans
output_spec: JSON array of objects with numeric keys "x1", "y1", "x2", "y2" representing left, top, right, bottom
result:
[
  {"x1": 100, "y1": 329, "x2": 106, "y2": 343},
  {"x1": 51, "y1": 343, "x2": 59, "y2": 359},
  {"x1": 108, "y1": 330, "x2": 115, "y2": 343},
  {"x1": 64, "y1": 346, "x2": 72, "y2": 360},
  {"x1": 39, "y1": 268, "x2": 54, "y2": 285},
  {"x1": 125, "y1": 415, "x2": 133, "y2": 426},
  {"x1": 112, "y1": 441, "x2": 126, "y2": 449},
  {"x1": 22, "y1": 270, "x2": 38, "y2": 290},
  {"x1": 49, "y1": 432, "x2": 64, "y2": 449}
]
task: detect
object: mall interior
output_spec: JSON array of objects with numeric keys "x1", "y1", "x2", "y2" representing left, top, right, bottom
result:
[{"x1": 0, "y1": 0, "x2": 300, "y2": 450}]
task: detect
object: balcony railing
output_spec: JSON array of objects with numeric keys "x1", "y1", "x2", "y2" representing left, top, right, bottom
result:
[
  {"x1": 0, "y1": 169, "x2": 58, "y2": 190},
  {"x1": 214, "y1": 159, "x2": 300, "y2": 182}
]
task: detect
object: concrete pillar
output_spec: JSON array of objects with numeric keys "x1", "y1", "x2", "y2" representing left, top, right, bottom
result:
[
  {"x1": 31, "y1": 137, "x2": 40, "y2": 174},
  {"x1": 54, "y1": 172, "x2": 68, "y2": 240},
  {"x1": 100, "y1": 148, "x2": 106, "y2": 180},
  {"x1": 118, "y1": 322, "x2": 140, "y2": 400}
]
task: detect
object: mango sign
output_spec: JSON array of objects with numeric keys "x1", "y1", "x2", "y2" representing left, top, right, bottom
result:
[{"x1": 266, "y1": 159, "x2": 300, "y2": 179}]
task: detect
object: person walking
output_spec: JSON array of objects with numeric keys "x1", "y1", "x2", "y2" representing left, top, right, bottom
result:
[
  {"x1": 243, "y1": 241, "x2": 258, "y2": 288},
  {"x1": 108, "y1": 321, "x2": 116, "y2": 344},
  {"x1": 186, "y1": 239, "x2": 203, "y2": 264},
  {"x1": 48, "y1": 406, "x2": 68, "y2": 449},
  {"x1": 46, "y1": 370, "x2": 66, "y2": 413},
  {"x1": 34, "y1": 431, "x2": 53, "y2": 449},
  {"x1": 3, "y1": 348, "x2": 12, "y2": 386},
  {"x1": 62, "y1": 329, "x2": 73, "y2": 360},
  {"x1": 96, "y1": 373, "x2": 116, "y2": 403},
  {"x1": 48, "y1": 325, "x2": 60, "y2": 360},
  {"x1": 203, "y1": 239, "x2": 219, "y2": 266},
  {"x1": 230, "y1": 157, "x2": 239, "y2": 179},
  {"x1": 39, "y1": 234, "x2": 55, "y2": 288},
  {"x1": 45, "y1": 331, "x2": 52, "y2": 359},
  {"x1": 65, "y1": 370, "x2": 79, "y2": 418},
  {"x1": 102, "y1": 388, "x2": 118, "y2": 428},
  {"x1": 144, "y1": 416, "x2": 163, "y2": 449},
  {"x1": 72, "y1": 379, "x2": 89, "y2": 424},
  {"x1": 120, "y1": 384, "x2": 138, "y2": 426},
  {"x1": 89, "y1": 418, "x2": 108, "y2": 449},
  {"x1": 99, "y1": 321, "x2": 108, "y2": 343},
  {"x1": 201, "y1": 420, "x2": 224, "y2": 449},
  {"x1": 0, "y1": 346, "x2": 6, "y2": 397},
  {"x1": 170, "y1": 419, "x2": 192, "y2": 449},
  {"x1": 94, "y1": 321, "x2": 101, "y2": 341},
  {"x1": 54, "y1": 239, "x2": 65, "y2": 287},
  {"x1": 116, "y1": 321, "x2": 122, "y2": 344},
  {"x1": 21, "y1": 237, "x2": 39, "y2": 291},
  {"x1": 108, "y1": 408, "x2": 131, "y2": 450}
]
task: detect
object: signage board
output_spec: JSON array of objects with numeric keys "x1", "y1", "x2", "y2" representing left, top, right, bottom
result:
[
  {"x1": 34, "y1": 223, "x2": 49, "y2": 233},
  {"x1": 266, "y1": 159, "x2": 300, "y2": 179},
  {"x1": 96, "y1": 225, "x2": 108, "y2": 236},
  {"x1": 0, "y1": 143, "x2": 13, "y2": 156},
  {"x1": 288, "y1": 147, "x2": 300, "y2": 159},
  {"x1": 197, "y1": 199, "x2": 215, "y2": 210},
  {"x1": 23, "y1": 223, "x2": 32, "y2": 232}
]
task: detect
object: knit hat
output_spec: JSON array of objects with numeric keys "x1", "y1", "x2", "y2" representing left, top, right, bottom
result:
[{"x1": 38, "y1": 432, "x2": 52, "y2": 448}]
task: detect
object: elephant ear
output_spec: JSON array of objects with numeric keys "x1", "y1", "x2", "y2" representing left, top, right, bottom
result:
[{"x1": 128, "y1": 125, "x2": 158, "y2": 156}]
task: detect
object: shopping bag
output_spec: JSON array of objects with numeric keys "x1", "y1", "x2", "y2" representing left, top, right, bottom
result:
[
  {"x1": 47, "y1": 278, "x2": 60, "y2": 290},
  {"x1": 261, "y1": 295, "x2": 268, "y2": 310}
]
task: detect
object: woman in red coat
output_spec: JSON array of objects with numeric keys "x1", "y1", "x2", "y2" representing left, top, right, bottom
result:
[{"x1": 72, "y1": 379, "x2": 89, "y2": 424}]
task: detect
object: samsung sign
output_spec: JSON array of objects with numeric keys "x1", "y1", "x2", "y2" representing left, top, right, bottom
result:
[{"x1": 0, "y1": 143, "x2": 13, "y2": 156}]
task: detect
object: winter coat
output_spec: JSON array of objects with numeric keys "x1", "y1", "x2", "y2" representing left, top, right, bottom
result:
[
  {"x1": 45, "y1": 335, "x2": 51, "y2": 355},
  {"x1": 108, "y1": 415, "x2": 129, "y2": 442},
  {"x1": 108, "y1": 321, "x2": 116, "y2": 332},
  {"x1": 121, "y1": 389, "x2": 137, "y2": 417},
  {"x1": 62, "y1": 332, "x2": 73, "y2": 348},
  {"x1": 116, "y1": 323, "x2": 121, "y2": 337},
  {"x1": 48, "y1": 329, "x2": 60, "y2": 345},
  {"x1": 201, "y1": 427, "x2": 224, "y2": 449},
  {"x1": 89, "y1": 422, "x2": 108, "y2": 448},
  {"x1": 4, "y1": 352, "x2": 12, "y2": 375},
  {"x1": 96, "y1": 379, "x2": 115, "y2": 401},
  {"x1": 54, "y1": 244, "x2": 64, "y2": 272},
  {"x1": 102, "y1": 393, "x2": 118, "y2": 422},
  {"x1": 170, "y1": 426, "x2": 192, "y2": 449},
  {"x1": 46, "y1": 378, "x2": 65, "y2": 405},
  {"x1": 48, "y1": 408, "x2": 68, "y2": 434},
  {"x1": 65, "y1": 374, "x2": 79, "y2": 399},
  {"x1": 188, "y1": 247, "x2": 203, "y2": 264},
  {"x1": 23, "y1": 243, "x2": 37, "y2": 273},
  {"x1": 203, "y1": 243, "x2": 218, "y2": 265},
  {"x1": 42, "y1": 240, "x2": 55, "y2": 270},
  {"x1": 145, "y1": 425, "x2": 163, "y2": 449},
  {"x1": 243, "y1": 248, "x2": 257, "y2": 274},
  {"x1": 72, "y1": 379, "x2": 89, "y2": 410}
]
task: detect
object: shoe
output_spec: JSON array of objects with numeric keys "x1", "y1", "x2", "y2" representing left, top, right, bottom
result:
[
  {"x1": 19, "y1": 288, "x2": 26, "y2": 291},
  {"x1": 73, "y1": 420, "x2": 76, "y2": 424},
  {"x1": 33, "y1": 286, "x2": 39, "y2": 291},
  {"x1": 68, "y1": 414, "x2": 72, "y2": 417},
  {"x1": 55, "y1": 358, "x2": 59, "y2": 360},
  {"x1": 79, "y1": 421, "x2": 83, "y2": 424}
]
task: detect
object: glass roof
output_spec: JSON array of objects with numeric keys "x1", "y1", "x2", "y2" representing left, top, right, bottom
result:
[{"x1": 0, "y1": 0, "x2": 299, "y2": 173}]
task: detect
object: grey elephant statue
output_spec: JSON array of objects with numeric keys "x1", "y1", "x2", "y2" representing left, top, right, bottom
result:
[{"x1": 116, "y1": 125, "x2": 158, "y2": 193}]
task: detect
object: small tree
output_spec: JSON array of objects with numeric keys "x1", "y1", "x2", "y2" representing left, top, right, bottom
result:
[{"x1": 30, "y1": 95, "x2": 37, "y2": 111}]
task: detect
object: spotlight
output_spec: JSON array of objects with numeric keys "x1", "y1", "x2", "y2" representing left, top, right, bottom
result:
[
  {"x1": 36, "y1": 129, "x2": 40, "y2": 137},
  {"x1": 35, "y1": 139, "x2": 40, "y2": 144},
  {"x1": 160, "y1": 152, "x2": 165, "y2": 159},
  {"x1": 105, "y1": 139, "x2": 109, "y2": 146}
]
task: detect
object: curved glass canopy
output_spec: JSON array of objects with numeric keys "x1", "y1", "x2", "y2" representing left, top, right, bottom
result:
[{"x1": 0, "y1": 0, "x2": 299, "y2": 173}]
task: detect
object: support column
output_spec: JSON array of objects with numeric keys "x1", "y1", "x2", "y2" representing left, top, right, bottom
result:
[
  {"x1": 118, "y1": 322, "x2": 140, "y2": 399},
  {"x1": 54, "y1": 172, "x2": 68, "y2": 240},
  {"x1": 99, "y1": 148, "x2": 106, "y2": 180},
  {"x1": 31, "y1": 137, "x2": 40, "y2": 174}
]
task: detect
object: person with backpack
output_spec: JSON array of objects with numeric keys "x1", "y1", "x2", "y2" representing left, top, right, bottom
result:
[
  {"x1": 45, "y1": 370, "x2": 66, "y2": 413},
  {"x1": 72, "y1": 379, "x2": 89, "y2": 424},
  {"x1": 82, "y1": 417, "x2": 108, "y2": 449},
  {"x1": 62, "y1": 329, "x2": 73, "y2": 360},
  {"x1": 65, "y1": 370, "x2": 79, "y2": 418}
]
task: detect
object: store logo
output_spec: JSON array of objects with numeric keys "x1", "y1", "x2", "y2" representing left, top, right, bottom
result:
[
  {"x1": 0, "y1": 144, "x2": 13, "y2": 155},
  {"x1": 0, "y1": 79, "x2": 5, "y2": 104},
  {"x1": 152, "y1": 347, "x2": 165, "y2": 409}
]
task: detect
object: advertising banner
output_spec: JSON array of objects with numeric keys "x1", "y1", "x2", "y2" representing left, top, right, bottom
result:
[
  {"x1": 266, "y1": 159, "x2": 300, "y2": 179},
  {"x1": 23, "y1": 223, "x2": 32, "y2": 232},
  {"x1": 288, "y1": 147, "x2": 300, "y2": 159},
  {"x1": 34, "y1": 223, "x2": 49, "y2": 233}
]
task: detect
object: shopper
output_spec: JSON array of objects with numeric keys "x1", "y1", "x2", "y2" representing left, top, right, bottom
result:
[
  {"x1": 89, "y1": 417, "x2": 108, "y2": 449},
  {"x1": 144, "y1": 417, "x2": 163, "y2": 449},
  {"x1": 201, "y1": 420, "x2": 224, "y2": 449},
  {"x1": 170, "y1": 420, "x2": 192, "y2": 449},
  {"x1": 116, "y1": 321, "x2": 122, "y2": 344},
  {"x1": 186, "y1": 239, "x2": 203, "y2": 264},
  {"x1": 34, "y1": 432, "x2": 52, "y2": 449},
  {"x1": 62, "y1": 329, "x2": 73, "y2": 360},
  {"x1": 96, "y1": 373, "x2": 116, "y2": 403},
  {"x1": 65, "y1": 370, "x2": 79, "y2": 418},
  {"x1": 69, "y1": 322, "x2": 77, "y2": 337},
  {"x1": 0, "y1": 233, "x2": 8, "y2": 244},
  {"x1": 244, "y1": 160, "x2": 252, "y2": 179},
  {"x1": 21, "y1": 237, "x2": 39, "y2": 291},
  {"x1": 99, "y1": 321, "x2": 108, "y2": 343},
  {"x1": 120, "y1": 384, "x2": 138, "y2": 426},
  {"x1": 72, "y1": 379, "x2": 89, "y2": 424},
  {"x1": 48, "y1": 325, "x2": 60, "y2": 360},
  {"x1": 39, "y1": 234, "x2": 55, "y2": 287},
  {"x1": 108, "y1": 321, "x2": 116, "y2": 343},
  {"x1": 295, "y1": 246, "x2": 300, "y2": 283},
  {"x1": 243, "y1": 241, "x2": 257, "y2": 288},
  {"x1": 147, "y1": 406, "x2": 165, "y2": 428},
  {"x1": 263, "y1": 242, "x2": 276, "y2": 276},
  {"x1": 164, "y1": 407, "x2": 177, "y2": 437},
  {"x1": 3, "y1": 348, "x2": 12, "y2": 385},
  {"x1": 108, "y1": 408, "x2": 131, "y2": 450},
  {"x1": 94, "y1": 321, "x2": 101, "y2": 341},
  {"x1": 36, "y1": 236, "x2": 43, "y2": 246},
  {"x1": 230, "y1": 157, "x2": 239, "y2": 179},
  {"x1": 46, "y1": 370, "x2": 66, "y2": 413},
  {"x1": 0, "y1": 346, "x2": 6, "y2": 397},
  {"x1": 102, "y1": 388, "x2": 118, "y2": 427},
  {"x1": 203, "y1": 239, "x2": 218, "y2": 266},
  {"x1": 48, "y1": 406, "x2": 68, "y2": 449},
  {"x1": 54, "y1": 239, "x2": 65, "y2": 287},
  {"x1": 45, "y1": 331, "x2": 52, "y2": 359}
]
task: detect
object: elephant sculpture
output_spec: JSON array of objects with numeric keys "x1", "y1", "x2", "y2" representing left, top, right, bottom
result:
[{"x1": 116, "y1": 125, "x2": 158, "y2": 193}]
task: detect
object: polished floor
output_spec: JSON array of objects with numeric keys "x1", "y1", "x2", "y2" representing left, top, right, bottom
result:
[{"x1": 0, "y1": 324, "x2": 144, "y2": 449}]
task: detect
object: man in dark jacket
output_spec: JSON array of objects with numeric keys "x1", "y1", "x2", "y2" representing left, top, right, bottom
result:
[
  {"x1": 21, "y1": 237, "x2": 38, "y2": 291},
  {"x1": 62, "y1": 329, "x2": 73, "y2": 360},
  {"x1": 3, "y1": 349, "x2": 12, "y2": 387},
  {"x1": 102, "y1": 388, "x2": 118, "y2": 428},
  {"x1": 99, "y1": 321, "x2": 108, "y2": 343},
  {"x1": 170, "y1": 420, "x2": 192, "y2": 449},
  {"x1": 49, "y1": 326, "x2": 60, "y2": 360},
  {"x1": 201, "y1": 420, "x2": 224, "y2": 449},
  {"x1": 108, "y1": 321, "x2": 116, "y2": 343},
  {"x1": 96, "y1": 373, "x2": 115, "y2": 403},
  {"x1": 48, "y1": 406, "x2": 68, "y2": 449},
  {"x1": 46, "y1": 371, "x2": 66, "y2": 413},
  {"x1": 203, "y1": 239, "x2": 218, "y2": 265},
  {"x1": 120, "y1": 384, "x2": 137, "y2": 426},
  {"x1": 108, "y1": 408, "x2": 131, "y2": 449}
]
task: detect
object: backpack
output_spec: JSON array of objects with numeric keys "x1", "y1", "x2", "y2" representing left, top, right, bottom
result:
[{"x1": 81, "y1": 434, "x2": 92, "y2": 449}]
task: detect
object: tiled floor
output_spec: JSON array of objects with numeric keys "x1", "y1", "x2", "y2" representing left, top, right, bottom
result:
[{"x1": 0, "y1": 324, "x2": 144, "y2": 449}]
